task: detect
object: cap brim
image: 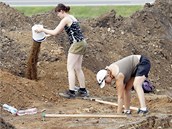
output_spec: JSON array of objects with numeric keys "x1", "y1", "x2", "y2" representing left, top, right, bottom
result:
[{"x1": 100, "y1": 80, "x2": 105, "y2": 88}]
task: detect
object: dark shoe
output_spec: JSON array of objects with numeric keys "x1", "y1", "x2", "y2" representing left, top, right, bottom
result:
[
  {"x1": 137, "y1": 108, "x2": 148, "y2": 115},
  {"x1": 76, "y1": 89, "x2": 89, "y2": 98},
  {"x1": 59, "y1": 90, "x2": 76, "y2": 99},
  {"x1": 123, "y1": 110, "x2": 131, "y2": 115}
]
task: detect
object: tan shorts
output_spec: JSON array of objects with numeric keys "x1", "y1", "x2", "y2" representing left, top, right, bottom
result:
[{"x1": 68, "y1": 40, "x2": 87, "y2": 55}]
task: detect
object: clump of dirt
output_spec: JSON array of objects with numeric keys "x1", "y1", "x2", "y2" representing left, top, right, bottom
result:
[
  {"x1": 91, "y1": 9, "x2": 124, "y2": 28},
  {"x1": 0, "y1": 0, "x2": 172, "y2": 129},
  {"x1": 0, "y1": 117, "x2": 16, "y2": 129}
]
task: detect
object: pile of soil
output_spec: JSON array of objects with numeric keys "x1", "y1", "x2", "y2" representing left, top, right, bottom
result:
[
  {"x1": 0, "y1": 0, "x2": 172, "y2": 128},
  {"x1": 0, "y1": 2, "x2": 32, "y2": 31}
]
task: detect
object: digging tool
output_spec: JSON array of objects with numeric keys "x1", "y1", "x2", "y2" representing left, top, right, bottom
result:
[{"x1": 83, "y1": 97, "x2": 139, "y2": 111}]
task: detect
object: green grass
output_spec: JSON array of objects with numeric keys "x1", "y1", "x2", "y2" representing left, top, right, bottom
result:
[
  {"x1": 71, "y1": 6, "x2": 143, "y2": 18},
  {"x1": 15, "y1": 6, "x2": 143, "y2": 18},
  {"x1": 15, "y1": 6, "x2": 54, "y2": 16}
]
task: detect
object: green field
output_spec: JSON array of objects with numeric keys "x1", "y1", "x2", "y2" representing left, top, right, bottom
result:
[{"x1": 15, "y1": 6, "x2": 143, "y2": 18}]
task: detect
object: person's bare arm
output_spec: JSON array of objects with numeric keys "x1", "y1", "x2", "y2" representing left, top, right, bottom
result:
[
  {"x1": 36, "y1": 17, "x2": 70, "y2": 35},
  {"x1": 108, "y1": 64, "x2": 125, "y2": 113},
  {"x1": 116, "y1": 73, "x2": 125, "y2": 114}
]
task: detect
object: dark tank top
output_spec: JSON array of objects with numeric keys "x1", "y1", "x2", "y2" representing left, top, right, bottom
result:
[{"x1": 64, "y1": 18, "x2": 84, "y2": 44}]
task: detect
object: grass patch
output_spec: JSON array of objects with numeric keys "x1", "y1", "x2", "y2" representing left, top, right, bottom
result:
[
  {"x1": 71, "y1": 6, "x2": 143, "y2": 18},
  {"x1": 15, "y1": 6, "x2": 143, "y2": 18},
  {"x1": 15, "y1": 6, "x2": 54, "y2": 16}
]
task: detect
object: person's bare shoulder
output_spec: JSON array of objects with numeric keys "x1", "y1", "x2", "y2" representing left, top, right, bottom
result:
[{"x1": 108, "y1": 64, "x2": 119, "y2": 78}]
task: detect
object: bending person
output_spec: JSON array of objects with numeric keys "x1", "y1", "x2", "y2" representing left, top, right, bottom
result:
[{"x1": 96, "y1": 55, "x2": 151, "y2": 115}]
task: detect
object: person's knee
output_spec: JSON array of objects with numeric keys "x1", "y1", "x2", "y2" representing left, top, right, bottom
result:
[
  {"x1": 133, "y1": 77, "x2": 144, "y2": 89},
  {"x1": 133, "y1": 81, "x2": 140, "y2": 88},
  {"x1": 74, "y1": 64, "x2": 81, "y2": 72},
  {"x1": 134, "y1": 76, "x2": 145, "y2": 84},
  {"x1": 67, "y1": 65, "x2": 74, "y2": 72}
]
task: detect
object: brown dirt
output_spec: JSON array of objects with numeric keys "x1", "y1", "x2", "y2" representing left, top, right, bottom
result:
[
  {"x1": 0, "y1": 0, "x2": 172, "y2": 128},
  {"x1": 26, "y1": 41, "x2": 41, "y2": 80}
]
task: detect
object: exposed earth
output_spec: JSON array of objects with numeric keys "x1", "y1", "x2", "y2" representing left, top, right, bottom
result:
[{"x1": 0, "y1": 0, "x2": 172, "y2": 129}]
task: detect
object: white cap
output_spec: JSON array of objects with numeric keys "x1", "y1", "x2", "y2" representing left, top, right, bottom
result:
[
  {"x1": 32, "y1": 24, "x2": 46, "y2": 42},
  {"x1": 96, "y1": 69, "x2": 107, "y2": 88}
]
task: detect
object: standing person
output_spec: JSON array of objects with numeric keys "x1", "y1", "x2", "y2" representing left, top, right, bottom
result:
[
  {"x1": 96, "y1": 55, "x2": 151, "y2": 115},
  {"x1": 35, "y1": 3, "x2": 88, "y2": 98}
]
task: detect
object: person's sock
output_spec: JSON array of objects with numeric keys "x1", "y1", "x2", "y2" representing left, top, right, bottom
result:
[
  {"x1": 140, "y1": 107, "x2": 147, "y2": 111},
  {"x1": 124, "y1": 110, "x2": 131, "y2": 114}
]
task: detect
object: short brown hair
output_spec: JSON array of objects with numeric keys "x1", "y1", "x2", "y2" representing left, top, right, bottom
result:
[{"x1": 55, "y1": 3, "x2": 70, "y2": 12}]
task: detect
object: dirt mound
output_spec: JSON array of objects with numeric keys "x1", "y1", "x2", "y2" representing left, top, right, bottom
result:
[
  {"x1": 0, "y1": 2, "x2": 32, "y2": 30},
  {"x1": 0, "y1": 0, "x2": 172, "y2": 128},
  {"x1": 91, "y1": 9, "x2": 124, "y2": 28},
  {"x1": 31, "y1": 10, "x2": 60, "y2": 29},
  {"x1": 1, "y1": 69, "x2": 59, "y2": 108},
  {"x1": 0, "y1": 32, "x2": 27, "y2": 76},
  {"x1": 82, "y1": 0, "x2": 172, "y2": 88}
]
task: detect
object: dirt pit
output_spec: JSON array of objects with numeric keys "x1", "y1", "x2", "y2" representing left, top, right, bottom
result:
[{"x1": 0, "y1": 0, "x2": 172, "y2": 128}]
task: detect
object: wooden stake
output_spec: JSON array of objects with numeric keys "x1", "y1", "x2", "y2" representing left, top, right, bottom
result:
[
  {"x1": 91, "y1": 99, "x2": 139, "y2": 111},
  {"x1": 43, "y1": 114, "x2": 126, "y2": 118}
]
